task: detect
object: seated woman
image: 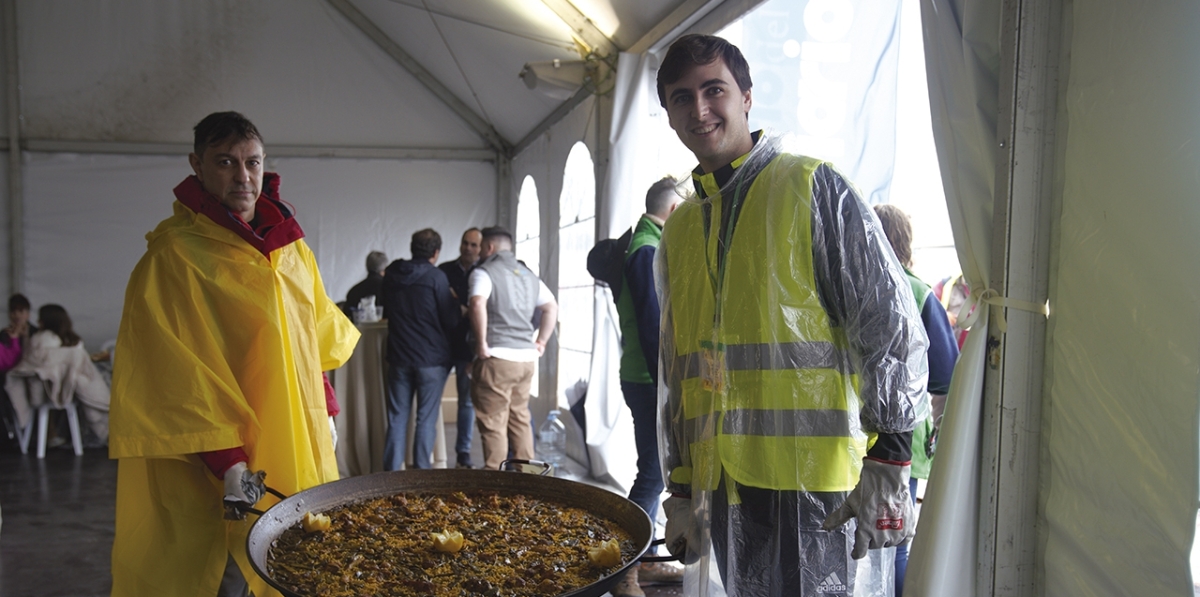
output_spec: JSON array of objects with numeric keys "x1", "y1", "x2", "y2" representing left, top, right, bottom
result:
[
  {"x1": 5, "y1": 304, "x2": 109, "y2": 446},
  {"x1": 0, "y1": 294, "x2": 35, "y2": 441},
  {"x1": 0, "y1": 293, "x2": 34, "y2": 372}
]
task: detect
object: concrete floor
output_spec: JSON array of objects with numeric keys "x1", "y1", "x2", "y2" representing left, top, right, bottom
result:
[
  {"x1": 0, "y1": 421, "x2": 680, "y2": 597},
  {"x1": 0, "y1": 443, "x2": 115, "y2": 597}
]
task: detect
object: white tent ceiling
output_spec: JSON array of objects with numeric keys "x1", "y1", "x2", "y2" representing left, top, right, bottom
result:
[{"x1": 16, "y1": 0, "x2": 708, "y2": 152}]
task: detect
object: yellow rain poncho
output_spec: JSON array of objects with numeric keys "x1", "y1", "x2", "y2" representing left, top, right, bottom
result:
[{"x1": 109, "y1": 186, "x2": 359, "y2": 596}]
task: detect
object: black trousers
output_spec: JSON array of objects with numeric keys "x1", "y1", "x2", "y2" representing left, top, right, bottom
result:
[
  {"x1": 710, "y1": 477, "x2": 855, "y2": 597},
  {"x1": 217, "y1": 553, "x2": 249, "y2": 597}
]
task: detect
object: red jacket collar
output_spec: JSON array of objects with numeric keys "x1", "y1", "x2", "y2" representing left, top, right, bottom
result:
[{"x1": 173, "y1": 172, "x2": 305, "y2": 258}]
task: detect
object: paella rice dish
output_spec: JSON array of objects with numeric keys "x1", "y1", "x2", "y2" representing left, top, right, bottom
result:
[{"x1": 267, "y1": 490, "x2": 637, "y2": 596}]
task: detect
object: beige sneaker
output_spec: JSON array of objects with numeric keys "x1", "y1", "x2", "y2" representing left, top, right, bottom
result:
[
  {"x1": 638, "y1": 561, "x2": 684, "y2": 584},
  {"x1": 610, "y1": 567, "x2": 645, "y2": 597}
]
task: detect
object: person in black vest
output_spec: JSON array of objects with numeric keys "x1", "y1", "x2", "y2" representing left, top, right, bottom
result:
[
  {"x1": 438, "y1": 227, "x2": 482, "y2": 468},
  {"x1": 467, "y1": 227, "x2": 557, "y2": 470}
]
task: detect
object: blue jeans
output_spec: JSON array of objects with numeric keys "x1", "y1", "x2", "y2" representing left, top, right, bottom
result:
[
  {"x1": 894, "y1": 476, "x2": 920, "y2": 597},
  {"x1": 452, "y1": 360, "x2": 476, "y2": 465},
  {"x1": 383, "y1": 364, "x2": 449, "y2": 470},
  {"x1": 620, "y1": 381, "x2": 664, "y2": 529}
]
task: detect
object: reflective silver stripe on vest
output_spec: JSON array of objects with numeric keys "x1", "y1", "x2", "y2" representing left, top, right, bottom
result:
[
  {"x1": 722, "y1": 409, "x2": 850, "y2": 437},
  {"x1": 674, "y1": 341, "x2": 854, "y2": 379}
]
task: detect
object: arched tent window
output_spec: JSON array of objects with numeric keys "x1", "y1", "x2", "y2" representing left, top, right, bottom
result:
[
  {"x1": 516, "y1": 175, "x2": 541, "y2": 276},
  {"x1": 557, "y1": 143, "x2": 596, "y2": 407},
  {"x1": 515, "y1": 175, "x2": 541, "y2": 399}
]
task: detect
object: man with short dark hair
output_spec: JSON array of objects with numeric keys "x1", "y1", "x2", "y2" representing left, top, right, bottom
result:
[
  {"x1": 610, "y1": 177, "x2": 684, "y2": 596},
  {"x1": 109, "y1": 111, "x2": 359, "y2": 596},
  {"x1": 380, "y1": 228, "x2": 460, "y2": 470},
  {"x1": 468, "y1": 226, "x2": 557, "y2": 470},
  {"x1": 344, "y1": 250, "x2": 388, "y2": 316},
  {"x1": 439, "y1": 227, "x2": 482, "y2": 468},
  {"x1": 655, "y1": 35, "x2": 928, "y2": 596}
]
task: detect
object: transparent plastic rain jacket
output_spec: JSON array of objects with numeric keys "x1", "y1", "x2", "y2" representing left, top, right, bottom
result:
[
  {"x1": 109, "y1": 182, "x2": 359, "y2": 597},
  {"x1": 656, "y1": 134, "x2": 928, "y2": 596}
]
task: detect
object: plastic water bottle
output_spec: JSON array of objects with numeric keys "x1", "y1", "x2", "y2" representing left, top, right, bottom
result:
[{"x1": 536, "y1": 410, "x2": 567, "y2": 473}]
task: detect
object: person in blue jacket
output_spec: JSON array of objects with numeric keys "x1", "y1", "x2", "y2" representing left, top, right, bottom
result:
[
  {"x1": 873, "y1": 204, "x2": 960, "y2": 597},
  {"x1": 380, "y1": 228, "x2": 461, "y2": 470}
]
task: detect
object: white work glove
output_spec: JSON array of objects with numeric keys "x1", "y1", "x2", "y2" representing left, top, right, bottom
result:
[
  {"x1": 822, "y1": 458, "x2": 915, "y2": 559},
  {"x1": 663, "y1": 495, "x2": 701, "y2": 564},
  {"x1": 222, "y1": 462, "x2": 266, "y2": 520},
  {"x1": 329, "y1": 416, "x2": 339, "y2": 451}
]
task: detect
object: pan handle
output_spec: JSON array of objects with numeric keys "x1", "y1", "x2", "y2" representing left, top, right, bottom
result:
[
  {"x1": 637, "y1": 538, "x2": 683, "y2": 563},
  {"x1": 500, "y1": 459, "x2": 552, "y2": 476},
  {"x1": 224, "y1": 485, "x2": 288, "y2": 520}
]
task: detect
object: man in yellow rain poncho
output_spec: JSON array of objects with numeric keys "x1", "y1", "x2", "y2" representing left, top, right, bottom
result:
[{"x1": 108, "y1": 111, "x2": 360, "y2": 597}]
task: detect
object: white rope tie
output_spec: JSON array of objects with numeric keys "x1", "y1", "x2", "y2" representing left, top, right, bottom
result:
[{"x1": 957, "y1": 287, "x2": 1049, "y2": 334}]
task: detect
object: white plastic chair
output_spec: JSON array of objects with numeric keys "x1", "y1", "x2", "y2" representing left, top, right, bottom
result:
[
  {"x1": 99, "y1": 339, "x2": 116, "y2": 361},
  {"x1": 11, "y1": 372, "x2": 83, "y2": 458}
]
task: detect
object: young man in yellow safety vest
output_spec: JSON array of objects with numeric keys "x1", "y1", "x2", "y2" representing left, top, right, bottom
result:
[{"x1": 655, "y1": 34, "x2": 929, "y2": 596}]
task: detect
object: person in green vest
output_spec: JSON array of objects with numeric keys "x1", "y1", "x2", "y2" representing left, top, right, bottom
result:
[
  {"x1": 872, "y1": 204, "x2": 960, "y2": 597},
  {"x1": 654, "y1": 34, "x2": 929, "y2": 596},
  {"x1": 611, "y1": 177, "x2": 684, "y2": 597}
]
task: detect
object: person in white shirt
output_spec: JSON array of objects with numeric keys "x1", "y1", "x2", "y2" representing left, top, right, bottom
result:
[{"x1": 467, "y1": 226, "x2": 557, "y2": 470}]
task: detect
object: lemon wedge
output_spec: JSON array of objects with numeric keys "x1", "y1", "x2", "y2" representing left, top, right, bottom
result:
[
  {"x1": 587, "y1": 538, "x2": 622, "y2": 567},
  {"x1": 301, "y1": 512, "x2": 331, "y2": 533},
  {"x1": 431, "y1": 529, "x2": 465, "y2": 553}
]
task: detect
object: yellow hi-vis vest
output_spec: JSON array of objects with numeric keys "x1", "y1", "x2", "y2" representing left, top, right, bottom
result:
[{"x1": 664, "y1": 153, "x2": 867, "y2": 493}]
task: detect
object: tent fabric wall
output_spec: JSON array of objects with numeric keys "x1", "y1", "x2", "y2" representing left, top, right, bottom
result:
[
  {"x1": 915, "y1": 0, "x2": 1200, "y2": 596},
  {"x1": 22, "y1": 152, "x2": 195, "y2": 350},
  {"x1": 511, "y1": 100, "x2": 572, "y2": 407},
  {"x1": 1040, "y1": 2, "x2": 1200, "y2": 595},
  {"x1": 271, "y1": 156, "x2": 495, "y2": 301},
  {"x1": 19, "y1": 151, "x2": 494, "y2": 350},
  {"x1": 511, "y1": 94, "x2": 638, "y2": 492},
  {"x1": 0, "y1": 152, "x2": 12, "y2": 298},
  {"x1": 905, "y1": 0, "x2": 1000, "y2": 594}
]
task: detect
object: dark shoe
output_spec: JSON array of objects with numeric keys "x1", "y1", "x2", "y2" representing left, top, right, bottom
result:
[{"x1": 456, "y1": 457, "x2": 477, "y2": 469}]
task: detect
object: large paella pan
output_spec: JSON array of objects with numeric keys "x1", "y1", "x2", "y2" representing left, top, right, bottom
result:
[{"x1": 244, "y1": 467, "x2": 656, "y2": 597}]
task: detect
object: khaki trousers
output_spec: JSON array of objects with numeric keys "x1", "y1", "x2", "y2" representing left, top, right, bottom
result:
[{"x1": 470, "y1": 357, "x2": 535, "y2": 470}]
